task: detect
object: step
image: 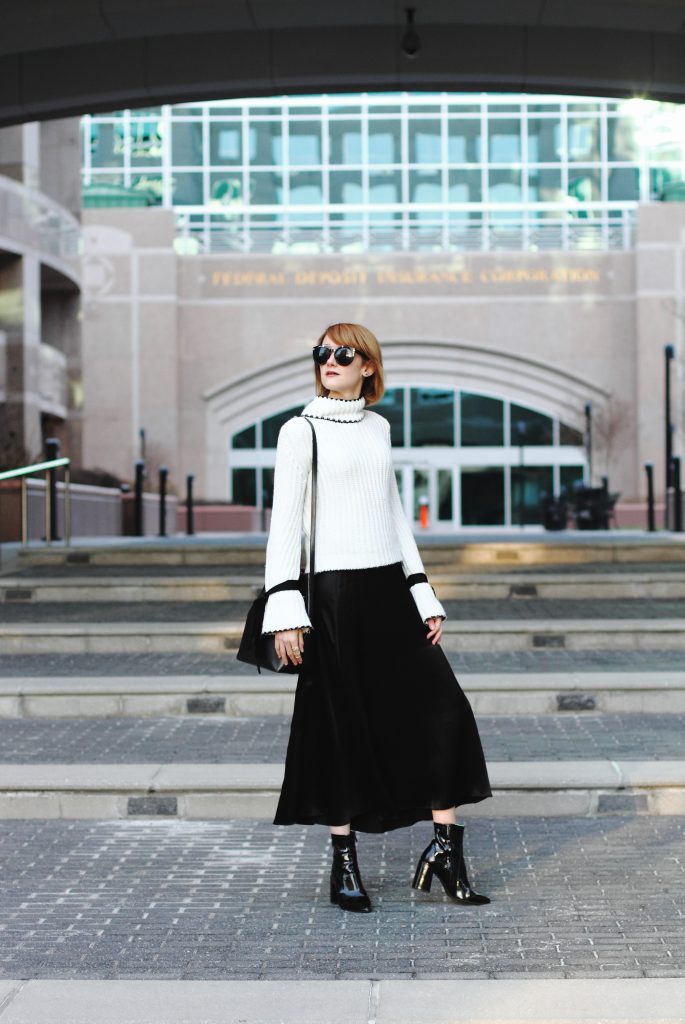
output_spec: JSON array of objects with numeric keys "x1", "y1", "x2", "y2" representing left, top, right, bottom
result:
[
  {"x1": 1, "y1": 672, "x2": 684, "y2": 717},
  {"x1": 12, "y1": 534, "x2": 685, "y2": 571},
  {"x1": 0, "y1": 979, "x2": 683, "y2": 1024},
  {"x1": 0, "y1": 760, "x2": 683, "y2": 819},
  {"x1": 4, "y1": 569, "x2": 685, "y2": 602},
  {"x1": 2, "y1": 618, "x2": 685, "y2": 655}
]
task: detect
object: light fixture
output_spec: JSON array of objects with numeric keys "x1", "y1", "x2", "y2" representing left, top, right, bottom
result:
[{"x1": 401, "y1": 8, "x2": 421, "y2": 58}]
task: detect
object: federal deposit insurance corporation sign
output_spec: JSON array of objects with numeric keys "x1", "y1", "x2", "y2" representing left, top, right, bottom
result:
[{"x1": 205, "y1": 258, "x2": 606, "y2": 298}]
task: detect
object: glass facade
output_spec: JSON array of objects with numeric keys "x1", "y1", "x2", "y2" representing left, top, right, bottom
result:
[
  {"x1": 82, "y1": 93, "x2": 685, "y2": 254},
  {"x1": 229, "y1": 387, "x2": 586, "y2": 529}
]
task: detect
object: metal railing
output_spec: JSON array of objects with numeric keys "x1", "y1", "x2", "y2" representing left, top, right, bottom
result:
[
  {"x1": 175, "y1": 205, "x2": 636, "y2": 255},
  {"x1": 0, "y1": 174, "x2": 81, "y2": 273},
  {"x1": 0, "y1": 458, "x2": 72, "y2": 547}
]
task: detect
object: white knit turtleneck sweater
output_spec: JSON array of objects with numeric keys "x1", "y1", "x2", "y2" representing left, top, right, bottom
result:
[{"x1": 261, "y1": 393, "x2": 447, "y2": 635}]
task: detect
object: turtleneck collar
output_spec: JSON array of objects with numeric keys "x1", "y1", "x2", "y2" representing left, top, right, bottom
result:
[{"x1": 301, "y1": 393, "x2": 367, "y2": 423}]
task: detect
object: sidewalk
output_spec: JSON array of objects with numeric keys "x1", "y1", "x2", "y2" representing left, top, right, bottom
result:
[{"x1": 1, "y1": 978, "x2": 684, "y2": 1023}]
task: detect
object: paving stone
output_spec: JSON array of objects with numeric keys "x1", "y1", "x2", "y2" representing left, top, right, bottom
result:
[
  {"x1": 0, "y1": 817, "x2": 682, "y2": 980},
  {"x1": 0, "y1": 713, "x2": 682, "y2": 764}
]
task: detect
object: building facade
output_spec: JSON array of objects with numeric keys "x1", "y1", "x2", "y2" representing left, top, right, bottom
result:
[
  {"x1": 0, "y1": 119, "x2": 83, "y2": 471},
  {"x1": 79, "y1": 93, "x2": 685, "y2": 529}
]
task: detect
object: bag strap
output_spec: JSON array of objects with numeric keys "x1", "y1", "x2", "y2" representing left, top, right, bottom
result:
[
  {"x1": 265, "y1": 578, "x2": 303, "y2": 597},
  {"x1": 406, "y1": 571, "x2": 436, "y2": 596},
  {"x1": 301, "y1": 416, "x2": 318, "y2": 613},
  {"x1": 406, "y1": 572, "x2": 427, "y2": 587}
]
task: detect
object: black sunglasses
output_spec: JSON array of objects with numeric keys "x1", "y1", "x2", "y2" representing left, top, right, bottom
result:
[{"x1": 312, "y1": 344, "x2": 364, "y2": 367}]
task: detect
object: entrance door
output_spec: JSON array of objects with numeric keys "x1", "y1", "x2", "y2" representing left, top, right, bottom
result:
[{"x1": 407, "y1": 466, "x2": 456, "y2": 530}]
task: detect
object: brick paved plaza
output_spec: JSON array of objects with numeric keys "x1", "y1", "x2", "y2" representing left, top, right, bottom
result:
[{"x1": 0, "y1": 816, "x2": 683, "y2": 981}]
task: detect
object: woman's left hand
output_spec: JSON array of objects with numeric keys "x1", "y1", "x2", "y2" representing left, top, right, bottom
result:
[{"x1": 425, "y1": 615, "x2": 444, "y2": 645}]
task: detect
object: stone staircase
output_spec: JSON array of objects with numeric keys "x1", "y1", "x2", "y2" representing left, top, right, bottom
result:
[{"x1": 1, "y1": 535, "x2": 684, "y2": 821}]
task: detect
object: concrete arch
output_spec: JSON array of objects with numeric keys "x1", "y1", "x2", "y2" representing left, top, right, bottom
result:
[
  {"x1": 204, "y1": 339, "x2": 605, "y2": 498},
  {"x1": 4, "y1": 2, "x2": 685, "y2": 126}
]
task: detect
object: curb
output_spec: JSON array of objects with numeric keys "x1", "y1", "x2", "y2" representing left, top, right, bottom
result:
[
  {"x1": 1, "y1": 671, "x2": 685, "y2": 717},
  {"x1": 0, "y1": 760, "x2": 684, "y2": 819}
]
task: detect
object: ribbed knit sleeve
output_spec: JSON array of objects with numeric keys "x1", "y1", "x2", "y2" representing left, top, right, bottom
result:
[
  {"x1": 384, "y1": 419, "x2": 447, "y2": 625},
  {"x1": 261, "y1": 418, "x2": 314, "y2": 636}
]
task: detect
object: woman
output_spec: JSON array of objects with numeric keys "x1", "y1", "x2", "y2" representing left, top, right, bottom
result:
[{"x1": 261, "y1": 323, "x2": 492, "y2": 913}]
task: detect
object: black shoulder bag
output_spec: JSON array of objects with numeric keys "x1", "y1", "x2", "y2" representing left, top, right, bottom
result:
[{"x1": 236, "y1": 416, "x2": 317, "y2": 674}]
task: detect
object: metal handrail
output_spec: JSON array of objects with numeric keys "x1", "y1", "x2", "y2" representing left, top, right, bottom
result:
[{"x1": 0, "y1": 458, "x2": 71, "y2": 547}]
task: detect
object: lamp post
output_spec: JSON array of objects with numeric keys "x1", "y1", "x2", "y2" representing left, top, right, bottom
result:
[{"x1": 665, "y1": 344, "x2": 675, "y2": 529}]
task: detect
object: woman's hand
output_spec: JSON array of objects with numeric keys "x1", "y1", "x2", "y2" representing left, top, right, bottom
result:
[
  {"x1": 425, "y1": 616, "x2": 444, "y2": 645},
  {"x1": 274, "y1": 628, "x2": 305, "y2": 667}
]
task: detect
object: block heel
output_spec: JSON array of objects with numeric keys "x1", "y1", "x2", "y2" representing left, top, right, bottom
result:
[{"x1": 412, "y1": 859, "x2": 433, "y2": 892}]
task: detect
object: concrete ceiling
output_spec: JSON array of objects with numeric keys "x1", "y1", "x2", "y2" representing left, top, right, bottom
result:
[{"x1": 3, "y1": 0, "x2": 685, "y2": 126}]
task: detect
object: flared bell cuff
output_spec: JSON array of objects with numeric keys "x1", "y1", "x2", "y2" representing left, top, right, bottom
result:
[
  {"x1": 409, "y1": 580, "x2": 447, "y2": 624},
  {"x1": 261, "y1": 587, "x2": 313, "y2": 635}
]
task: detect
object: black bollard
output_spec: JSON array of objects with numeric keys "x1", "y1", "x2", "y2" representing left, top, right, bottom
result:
[
  {"x1": 644, "y1": 462, "x2": 655, "y2": 532},
  {"x1": 44, "y1": 438, "x2": 60, "y2": 541},
  {"x1": 186, "y1": 474, "x2": 195, "y2": 536},
  {"x1": 665, "y1": 345, "x2": 675, "y2": 529},
  {"x1": 159, "y1": 466, "x2": 168, "y2": 537},
  {"x1": 673, "y1": 455, "x2": 683, "y2": 533},
  {"x1": 134, "y1": 460, "x2": 145, "y2": 536}
]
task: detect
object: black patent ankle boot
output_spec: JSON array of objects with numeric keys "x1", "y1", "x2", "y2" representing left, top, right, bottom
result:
[
  {"x1": 330, "y1": 832, "x2": 372, "y2": 913},
  {"x1": 412, "y1": 822, "x2": 490, "y2": 905}
]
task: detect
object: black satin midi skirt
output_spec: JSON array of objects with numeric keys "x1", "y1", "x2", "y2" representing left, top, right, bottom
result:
[{"x1": 272, "y1": 561, "x2": 493, "y2": 833}]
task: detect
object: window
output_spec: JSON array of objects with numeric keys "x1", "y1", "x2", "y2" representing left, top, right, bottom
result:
[
  {"x1": 527, "y1": 118, "x2": 562, "y2": 162},
  {"x1": 129, "y1": 118, "x2": 163, "y2": 165},
  {"x1": 249, "y1": 172, "x2": 283, "y2": 205},
  {"x1": 488, "y1": 120, "x2": 521, "y2": 163},
  {"x1": 172, "y1": 122, "x2": 203, "y2": 166},
  {"x1": 210, "y1": 123, "x2": 242, "y2": 165},
  {"x1": 369, "y1": 171, "x2": 403, "y2": 208},
  {"x1": 329, "y1": 121, "x2": 362, "y2": 164},
  {"x1": 510, "y1": 404, "x2": 553, "y2": 446},
  {"x1": 448, "y1": 169, "x2": 482, "y2": 204},
  {"x1": 560, "y1": 465, "x2": 585, "y2": 496},
  {"x1": 409, "y1": 120, "x2": 442, "y2": 163},
  {"x1": 461, "y1": 394, "x2": 504, "y2": 446},
  {"x1": 289, "y1": 171, "x2": 323, "y2": 204},
  {"x1": 488, "y1": 169, "x2": 522, "y2": 203},
  {"x1": 232, "y1": 425, "x2": 256, "y2": 448},
  {"x1": 374, "y1": 389, "x2": 405, "y2": 446},
  {"x1": 329, "y1": 170, "x2": 363, "y2": 207},
  {"x1": 437, "y1": 469, "x2": 453, "y2": 521},
  {"x1": 568, "y1": 118, "x2": 600, "y2": 162},
  {"x1": 289, "y1": 122, "x2": 322, "y2": 166},
  {"x1": 511, "y1": 466, "x2": 554, "y2": 525},
  {"x1": 410, "y1": 388, "x2": 454, "y2": 446},
  {"x1": 528, "y1": 167, "x2": 562, "y2": 202},
  {"x1": 608, "y1": 167, "x2": 640, "y2": 201},
  {"x1": 560, "y1": 422, "x2": 584, "y2": 446},
  {"x1": 368, "y1": 121, "x2": 401, "y2": 164},
  {"x1": 461, "y1": 467, "x2": 505, "y2": 525},
  {"x1": 249, "y1": 122, "x2": 283, "y2": 165},
  {"x1": 409, "y1": 169, "x2": 442, "y2": 206},
  {"x1": 261, "y1": 406, "x2": 304, "y2": 448},
  {"x1": 232, "y1": 468, "x2": 256, "y2": 505},
  {"x1": 447, "y1": 120, "x2": 482, "y2": 163},
  {"x1": 172, "y1": 171, "x2": 203, "y2": 204}
]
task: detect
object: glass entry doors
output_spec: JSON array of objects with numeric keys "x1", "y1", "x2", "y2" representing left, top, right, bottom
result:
[{"x1": 398, "y1": 465, "x2": 457, "y2": 530}]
